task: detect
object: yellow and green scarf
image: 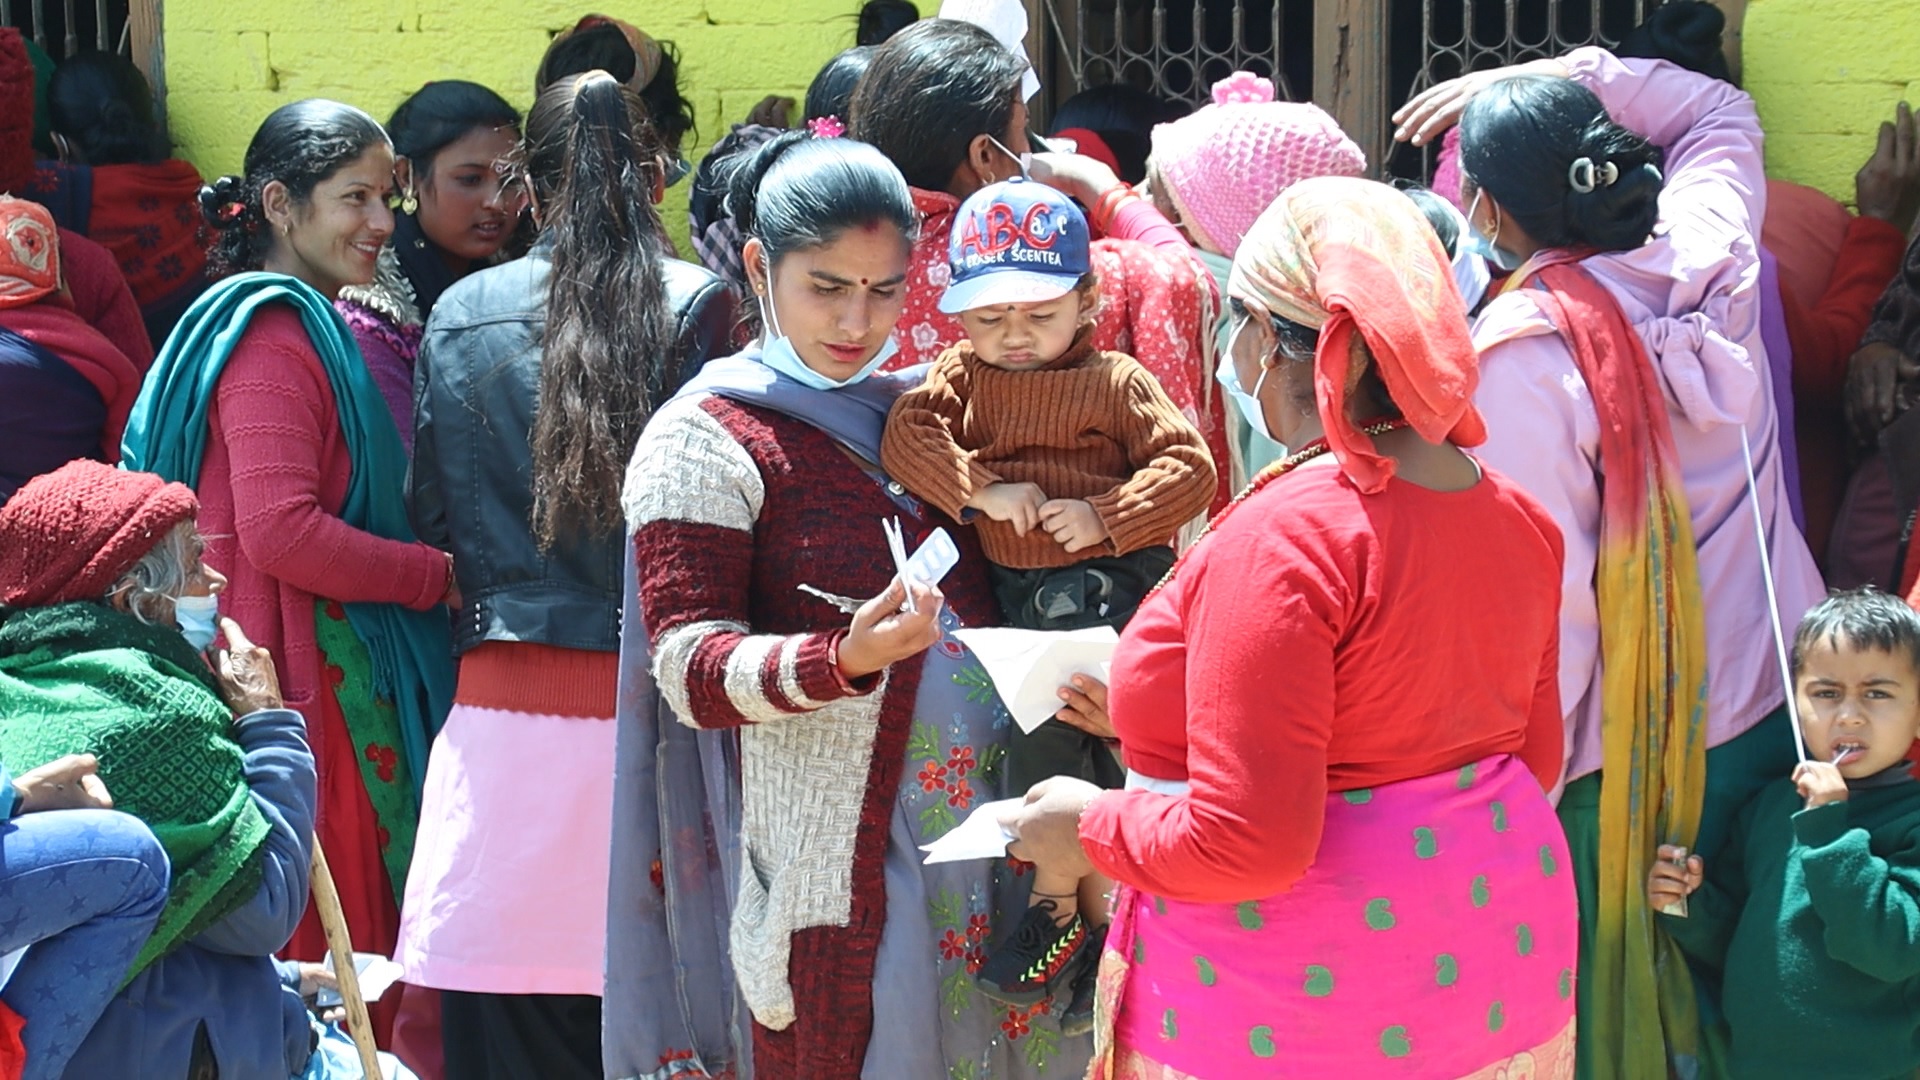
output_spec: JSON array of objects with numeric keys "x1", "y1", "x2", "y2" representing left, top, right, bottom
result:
[{"x1": 1519, "y1": 253, "x2": 1710, "y2": 1077}]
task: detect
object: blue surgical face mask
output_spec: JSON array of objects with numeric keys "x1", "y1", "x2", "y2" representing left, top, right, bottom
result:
[
  {"x1": 174, "y1": 593, "x2": 219, "y2": 652},
  {"x1": 756, "y1": 252, "x2": 898, "y2": 391},
  {"x1": 1219, "y1": 318, "x2": 1282, "y2": 449},
  {"x1": 1463, "y1": 188, "x2": 1524, "y2": 273}
]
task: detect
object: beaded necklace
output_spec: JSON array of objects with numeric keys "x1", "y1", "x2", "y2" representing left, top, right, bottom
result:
[{"x1": 1148, "y1": 417, "x2": 1412, "y2": 597}]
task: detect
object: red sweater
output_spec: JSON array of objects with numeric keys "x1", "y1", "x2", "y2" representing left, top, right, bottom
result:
[
  {"x1": 59, "y1": 226, "x2": 152, "y2": 372},
  {"x1": 1082, "y1": 461, "x2": 1565, "y2": 904},
  {"x1": 1785, "y1": 214, "x2": 1909, "y2": 560},
  {"x1": 198, "y1": 307, "x2": 449, "y2": 786}
]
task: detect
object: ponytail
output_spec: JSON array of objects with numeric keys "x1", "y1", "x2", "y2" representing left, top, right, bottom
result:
[
  {"x1": 1458, "y1": 74, "x2": 1665, "y2": 255},
  {"x1": 526, "y1": 71, "x2": 675, "y2": 548}
]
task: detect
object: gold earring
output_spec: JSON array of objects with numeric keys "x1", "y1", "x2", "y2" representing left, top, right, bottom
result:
[{"x1": 401, "y1": 189, "x2": 419, "y2": 216}]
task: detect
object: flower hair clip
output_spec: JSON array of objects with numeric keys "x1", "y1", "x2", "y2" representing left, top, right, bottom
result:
[
  {"x1": 807, "y1": 115, "x2": 846, "y2": 139},
  {"x1": 1212, "y1": 71, "x2": 1276, "y2": 106}
]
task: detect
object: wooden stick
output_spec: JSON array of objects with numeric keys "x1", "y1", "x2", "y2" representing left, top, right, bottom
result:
[{"x1": 310, "y1": 842, "x2": 383, "y2": 1079}]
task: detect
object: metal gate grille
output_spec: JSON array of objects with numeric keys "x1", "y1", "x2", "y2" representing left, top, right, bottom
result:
[
  {"x1": 1411, "y1": 0, "x2": 1662, "y2": 89},
  {"x1": 2, "y1": 0, "x2": 133, "y2": 57},
  {"x1": 1389, "y1": 0, "x2": 1667, "y2": 177},
  {"x1": 1051, "y1": 0, "x2": 1310, "y2": 107}
]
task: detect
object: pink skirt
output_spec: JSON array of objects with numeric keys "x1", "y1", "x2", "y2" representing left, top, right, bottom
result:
[
  {"x1": 1091, "y1": 754, "x2": 1577, "y2": 1078},
  {"x1": 395, "y1": 703, "x2": 616, "y2": 996}
]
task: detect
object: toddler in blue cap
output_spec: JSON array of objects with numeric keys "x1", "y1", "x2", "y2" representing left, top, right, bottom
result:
[{"x1": 880, "y1": 178, "x2": 1215, "y2": 1032}]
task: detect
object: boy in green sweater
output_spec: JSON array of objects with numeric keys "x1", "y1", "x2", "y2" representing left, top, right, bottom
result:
[{"x1": 1648, "y1": 588, "x2": 1920, "y2": 1079}]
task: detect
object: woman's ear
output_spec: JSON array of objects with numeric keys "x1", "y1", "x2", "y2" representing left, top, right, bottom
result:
[
  {"x1": 260, "y1": 179, "x2": 295, "y2": 236},
  {"x1": 393, "y1": 156, "x2": 416, "y2": 196},
  {"x1": 964, "y1": 133, "x2": 1000, "y2": 190},
  {"x1": 742, "y1": 237, "x2": 767, "y2": 296}
]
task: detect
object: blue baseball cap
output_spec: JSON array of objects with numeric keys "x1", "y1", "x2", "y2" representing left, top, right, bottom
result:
[{"x1": 939, "y1": 179, "x2": 1092, "y2": 314}]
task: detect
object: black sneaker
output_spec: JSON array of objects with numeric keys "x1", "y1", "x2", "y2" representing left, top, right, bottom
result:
[
  {"x1": 974, "y1": 900, "x2": 1093, "y2": 1007},
  {"x1": 1059, "y1": 924, "x2": 1107, "y2": 1036}
]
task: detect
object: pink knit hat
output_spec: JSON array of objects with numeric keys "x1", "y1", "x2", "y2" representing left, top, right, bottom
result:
[{"x1": 1149, "y1": 72, "x2": 1366, "y2": 257}]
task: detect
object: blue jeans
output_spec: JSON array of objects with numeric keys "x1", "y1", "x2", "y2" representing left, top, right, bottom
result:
[{"x1": 0, "y1": 809, "x2": 169, "y2": 1080}]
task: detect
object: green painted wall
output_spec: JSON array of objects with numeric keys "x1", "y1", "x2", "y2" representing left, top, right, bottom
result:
[
  {"x1": 161, "y1": 0, "x2": 938, "y2": 248},
  {"x1": 1744, "y1": 0, "x2": 1920, "y2": 202}
]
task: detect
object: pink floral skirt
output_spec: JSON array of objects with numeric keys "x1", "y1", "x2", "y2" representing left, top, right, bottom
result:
[{"x1": 1090, "y1": 754, "x2": 1578, "y2": 1078}]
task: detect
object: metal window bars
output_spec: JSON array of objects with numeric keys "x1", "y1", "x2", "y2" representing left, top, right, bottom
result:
[
  {"x1": 1, "y1": 0, "x2": 132, "y2": 57},
  {"x1": 1411, "y1": 0, "x2": 1661, "y2": 90},
  {"x1": 1392, "y1": 0, "x2": 1666, "y2": 177},
  {"x1": 1052, "y1": 0, "x2": 1298, "y2": 107}
]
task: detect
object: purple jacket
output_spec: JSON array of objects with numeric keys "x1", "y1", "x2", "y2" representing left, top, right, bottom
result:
[{"x1": 1470, "y1": 49, "x2": 1825, "y2": 788}]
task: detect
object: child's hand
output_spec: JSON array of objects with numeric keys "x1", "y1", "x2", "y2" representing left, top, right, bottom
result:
[
  {"x1": 1038, "y1": 499, "x2": 1111, "y2": 553},
  {"x1": 968, "y1": 482, "x2": 1048, "y2": 535},
  {"x1": 1647, "y1": 844, "x2": 1703, "y2": 912},
  {"x1": 1794, "y1": 761, "x2": 1851, "y2": 809}
]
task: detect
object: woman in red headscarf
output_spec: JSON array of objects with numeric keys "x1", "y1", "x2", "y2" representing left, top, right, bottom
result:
[
  {"x1": 0, "y1": 195, "x2": 141, "y2": 503},
  {"x1": 1002, "y1": 177, "x2": 1577, "y2": 1079}
]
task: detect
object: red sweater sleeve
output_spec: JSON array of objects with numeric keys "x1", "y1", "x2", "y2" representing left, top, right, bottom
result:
[
  {"x1": 1080, "y1": 516, "x2": 1343, "y2": 902},
  {"x1": 1787, "y1": 215, "x2": 1909, "y2": 404},
  {"x1": 1101, "y1": 196, "x2": 1192, "y2": 260},
  {"x1": 215, "y1": 325, "x2": 449, "y2": 609}
]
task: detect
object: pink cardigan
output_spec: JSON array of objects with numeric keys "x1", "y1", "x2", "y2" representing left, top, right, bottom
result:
[
  {"x1": 197, "y1": 306, "x2": 449, "y2": 797},
  {"x1": 1471, "y1": 50, "x2": 1825, "y2": 788}
]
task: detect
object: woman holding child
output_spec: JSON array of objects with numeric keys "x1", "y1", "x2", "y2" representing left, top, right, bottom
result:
[
  {"x1": 622, "y1": 131, "x2": 1092, "y2": 1078},
  {"x1": 1395, "y1": 47, "x2": 1826, "y2": 1078},
  {"x1": 1001, "y1": 177, "x2": 1576, "y2": 1078}
]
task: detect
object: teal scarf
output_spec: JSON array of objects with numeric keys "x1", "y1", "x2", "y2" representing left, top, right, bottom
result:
[{"x1": 121, "y1": 272, "x2": 452, "y2": 793}]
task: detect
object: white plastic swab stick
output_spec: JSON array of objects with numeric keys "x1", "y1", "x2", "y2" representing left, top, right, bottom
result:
[{"x1": 1740, "y1": 425, "x2": 1809, "y2": 764}]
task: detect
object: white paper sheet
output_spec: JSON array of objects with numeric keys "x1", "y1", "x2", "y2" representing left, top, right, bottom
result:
[
  {"x1": 315, "y1": 951, "x2": 405, "y2": 1007},
  {"x1": 952, "y1": 626, "x2": 1119, "y2": 733},
  {"x1": 920, "y1": 797, "x2": 1024, "y2": 864}
]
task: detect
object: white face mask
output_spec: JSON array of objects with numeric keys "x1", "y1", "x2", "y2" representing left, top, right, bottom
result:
[
  {"x1": 1463, "y1": 188, "x2": 1524, "y2": 273},
  {"x1": 986, "y1": 135, "x2": 1031, "y2": 181},
  {"x1": 755, "y1": 251, "x2": 898, "y2": 391},
  {"x1": 174, "y1": 593, "x2": 219, "y2": 652}
]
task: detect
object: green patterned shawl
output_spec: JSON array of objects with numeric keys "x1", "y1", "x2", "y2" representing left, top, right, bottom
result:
[{"x1": 0, "y1": 602, "x2": 269, "y2": 976}]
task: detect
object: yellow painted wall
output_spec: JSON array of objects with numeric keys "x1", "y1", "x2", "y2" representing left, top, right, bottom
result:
[
  {"x1": 1743, "y1": 0, "x2": 1920, "y2": 203},
  {"x1": 161, "y1": 0, "x2": 937, "y2": 250}
]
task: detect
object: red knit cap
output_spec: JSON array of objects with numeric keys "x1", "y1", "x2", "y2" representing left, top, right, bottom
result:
[{"x1": 0, "y1": 460, "x2": 199, "y2": 608}]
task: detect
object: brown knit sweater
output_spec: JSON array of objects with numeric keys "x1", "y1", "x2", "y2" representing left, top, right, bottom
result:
[{"x1": 881, "y1": 332, "x2": 1216, "y2": 569}]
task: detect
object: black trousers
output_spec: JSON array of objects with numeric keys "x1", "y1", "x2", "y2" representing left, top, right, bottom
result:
[
  {"x1": 441, "y1": 990, "x2": 601, "y2": 1080},
  {"x1": 990, "y1": 547, "x2": 1171, "y2": 796}
]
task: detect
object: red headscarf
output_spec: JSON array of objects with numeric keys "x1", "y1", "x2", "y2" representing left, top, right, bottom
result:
[
  {"x1": 1227, "y1": 176, "x2": 1483, "y2": 493},
  {"x1": 0, "y1": 195, "x2": 57, "y2": 308}
]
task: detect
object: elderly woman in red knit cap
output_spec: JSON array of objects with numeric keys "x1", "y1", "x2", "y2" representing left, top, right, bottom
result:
[
  {"x1": 0, "y1": 459, "x2": 328, "y2": 1079},
  {"x1": 1003, "y1": 178, "x2": 1577, "y2": 1078},
  {"x1": 0, "y1": 195, "x2": 141, "y2": 504}
]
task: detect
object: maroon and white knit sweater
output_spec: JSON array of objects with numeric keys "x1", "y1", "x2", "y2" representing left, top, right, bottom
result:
[{"x1": 624, "y1": 391, "x2": 996, "y2": 1077}]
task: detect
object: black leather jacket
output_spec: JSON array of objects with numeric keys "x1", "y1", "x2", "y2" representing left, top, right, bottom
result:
[{"x1": 409, "y1": 244, "x2": 736, "y2": 656}]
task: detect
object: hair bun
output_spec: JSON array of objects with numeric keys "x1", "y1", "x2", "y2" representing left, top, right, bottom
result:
[{"x1": 198, "y1": 175, "x2": 255, "y2": 231}]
